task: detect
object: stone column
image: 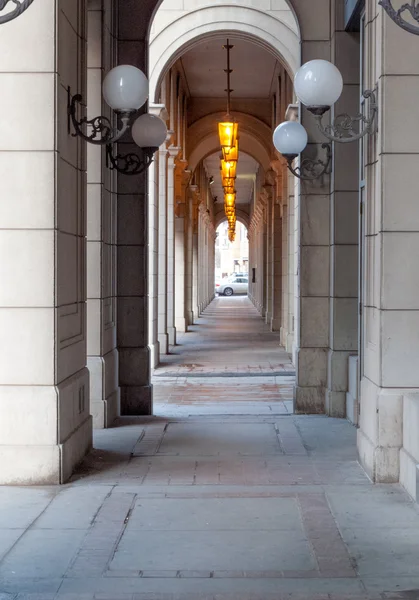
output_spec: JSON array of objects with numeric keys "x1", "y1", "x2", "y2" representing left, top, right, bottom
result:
[
  {"x1": 174, "y1": 160, "x2": 190, "y2": 333},
  {"x1": 167, "y1": 147, "x2": 180, "y2": 346},
  {"x1": 116, "y1": 6, "x2": 153, "y2": 415},
  {"x1": 287, "y1": 172, "x2": 296, "y2": 354},
  {"x1": 294, "y1": 83, "x2": 332, "y2": 411},
  {"x1": 148, "y1": 107, "x2": 168, "y2": 368},
  {"x1": 197, "y1": 209, "x2": 203, "y2": 313},
  {"x1": 358, "y1": 2, "x2": 419, "y2": 488},
  {"x1": 148, "y1": 156, "x2": 159, "y2": 369},
  {"x1": 280, "y1": 165, "x2": 290, "y2": 346},
  {"x1": 0, "y1": 0, "x2": 92, "y2": 483},
  {"x1": 326, "y1": 15, "x2": 360, "y2": 417},
  {"x1": 192, "y1": 198, "x2": 200, "y2": 320},
  {"x1": 186, "y1": 186, "x2": 198, "y2": 325},
  {"x1": 157, "y1": 147, "x2": 169, "y2": 354},
  {"x1": 269, "y1": 167, "x2": 283, "y2": 332},
  {"x1": 87, "y1": 0, "x2": 119, "y2": 428}
]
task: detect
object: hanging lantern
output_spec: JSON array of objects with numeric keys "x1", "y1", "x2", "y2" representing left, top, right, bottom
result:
[
  {"x1": 221, "y1": 159, "x2": 237, "y2": 180},
  {"x1": 218, "y1": 121, "x2": 239, "y2": 151},
  {"x1": 222, "y1": 139, "x2": 239, "y2": 162}
]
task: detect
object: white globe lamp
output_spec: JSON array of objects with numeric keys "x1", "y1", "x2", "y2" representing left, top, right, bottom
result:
[
  {"x1": 131, "y1": 114, "x2": 168, "y2": 151},
  {"x1": 103, "y1": 65, "x2": 149, "y2": 113},
  {"x1": 294, "y1": 60, "x2": 343, "y2": 115},
  {"x1": 273, "y1": 121, "x2": 308, "y2": 160}
]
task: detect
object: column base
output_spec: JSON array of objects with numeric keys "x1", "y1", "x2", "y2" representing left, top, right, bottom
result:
[
  {"x1": 88, "y1": 352, "x2": 119, "y2": 429},
  {"x1": 271, "y1": 317, "x2": 281, "y2": 332},
  {"x1": 91, "y1": 390, "x2": 120, "y2": 430},
  {"x1": 400, "y1": 394, "x2": 419, "y2": 501},
  {"x1": 149, "y1": 341, "x2": 160, "y2": 370},
  {"x1": 266, "y1": 312, "x2": 272, "y2": 325},
  {"x1": 325, "y1": 350, "x2": 355, "y2": 418},
  {"x1": 286, "y1": 333, "x2": 294, "y2": 355},
  {"x1": 187, "y1": 310, "x2": 194, "y2": 326},
  {"x1": 357, "y1": 377, "x2": 404, "y2": 483},
  {"x1": 0, "y1": 415, "x2": 92, "y2": 485},
  {"x1": 167, "y1": 326, "x2": 176, "y2": 346},
  {"x1": 120, "y1": 385, "x2": 153, "y2": 416},
  {"x1": 294, "y1": 386, "x2": 325, "y2": 414},
  {"x1": 0, "y1": 368, "x2": 93, "y2": 484},
  {"x1": 325, "y1": 390, "x2": 346, "y2": 418},
  {"x1": 175, "y1": 317, "x2": 187, "y2": 333},
  {"x1": 158, "y1": 333, "x2": 169, "y2": 355},
  {"x1": 280, "y1": 326, "x2": 287, "y2": 346}
]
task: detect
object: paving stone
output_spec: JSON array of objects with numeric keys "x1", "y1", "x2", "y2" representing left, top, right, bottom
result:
[
  {"x1": 110, "y1": 529, "x2": 316, "y2": 573},
  {"x1": 1, "y1": 298, "x2": 419, "y2": 599}
]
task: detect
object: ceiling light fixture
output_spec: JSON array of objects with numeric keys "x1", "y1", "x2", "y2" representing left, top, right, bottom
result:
[
  {"x1": 0, "y1": 0, "x2": 35, "y2": 24},
  {"x1": 218, "y1": 39, "x2": 239, "y2": 242},
  {"x1": 294, "y1": 60, "x2": 377, "y2": 143},
  {"x1": 380, "y1": 0, "x2": 419, "y2": 35}
]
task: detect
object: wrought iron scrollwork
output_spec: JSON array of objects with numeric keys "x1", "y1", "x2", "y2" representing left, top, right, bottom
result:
[
  {"x1": 313, "y1": 89, "x2": 378, "y2": 144},
  {"x1": 106, "y1": 145, "x2": 157, "y2": 176},
  {"x1": 0, "y1": 0, "x2": 35, "y2": 24},
  {"x1": 67, "y1": 88, "x2": 132, "y2": 146},
  {"x1": 285, "y1": 143, "x2": 332, "y2": 181},
  {"x1": 380, "y1": 0, "x2": 419, "y2": 35}
]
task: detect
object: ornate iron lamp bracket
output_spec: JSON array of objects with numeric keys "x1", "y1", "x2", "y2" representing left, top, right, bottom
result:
[
  {"x1": 380, "y1": 0, "x2": 419, "y2": 35},
  {"x1": 67, "y1": 88, "x2": 133, "y2": 145},
  {"x1": 311, "y1": 89, "x2": 378, "y2": 144},
  {"x1": 106, "y1": 144, "x2": 157, "y2": 176},
  {"x1": 0, "y1": 0, "x2": 35, "y2": 25},
  {"x1": 284, "y1": 143, "x2": 332, "y2": 181}
]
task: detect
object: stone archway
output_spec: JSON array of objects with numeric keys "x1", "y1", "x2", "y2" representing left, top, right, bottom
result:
[{"x1": 149, "y1": 2, "x2": 301, "y2": 101}]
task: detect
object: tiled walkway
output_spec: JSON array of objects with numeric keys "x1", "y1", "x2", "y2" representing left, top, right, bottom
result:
[{"x1": 1, "y1": 298, "x2": 419, "y2": 599}]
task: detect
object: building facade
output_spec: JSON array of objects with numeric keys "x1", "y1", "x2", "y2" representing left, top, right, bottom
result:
[{"x1": 0, "y1": 0, "x2": 418, "y2": 501}]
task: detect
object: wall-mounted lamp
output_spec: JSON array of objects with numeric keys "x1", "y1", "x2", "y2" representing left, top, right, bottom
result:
[
  {"x1": 273, "y1": 120, "x2": 332, "y2": 181},
  {"x1": 68, "y1": 64, "x2": 167, "y2": 174},
  {"x1": 68, "y1": 65, "x2": 150, "y2": 145},
  {"x1": 106, "y1": 113, "x2": 168, "y2": 175},
  {"x1": 0, "y1": 0, "x2": 34, "y2": 25},
  {"x1": 209, "y1": 176, "x2": 214, "y2": 185},
  {"x1": 380, "y1": 0, "x2": 419, "y2": 35},
  {"x1": 294, "y1": 60, "x2": 377, "y2": 144}
]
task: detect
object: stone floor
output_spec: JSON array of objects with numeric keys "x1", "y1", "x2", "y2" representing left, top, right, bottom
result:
[{"x1": 1, "y1": 298, "x2": 419, "y2": 599}]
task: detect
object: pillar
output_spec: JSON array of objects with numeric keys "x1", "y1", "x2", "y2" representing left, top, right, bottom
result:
[
  {"x1": 270, "y1": 171, "x2": 283, "y2": 332},
  {"x1": 326, "y1": 10, "x2": 360, "y2": 417},
  {"x1": 358, "y1": 2, "x2": 419, "y2": 486},
  {"x1": 287, "y1": 172, "x2": 296, "y2": 354},
  {"x1": 167, "y1": 147, "x2": 180, "y2": 346},
  {"x1": 294, "y1": 7, "x2": 332, "y2": 413},
  {"x1": 174, "y1": 160, "x2": 190, "y2": 333},
  {"x1": 0, "y1": 0, "x2": 92, "y2": 483},
  {"x1": 117, "y1": 3, "x2": 152, "y2": 414},
  {"x1": 87, "y1": 0, "x2": 119, "y2": 428},
  {"x1": 157, "y1": 147, "x2": 169, "y2": 354},
  {"x1": 148, "y1": 106, "x2": 168, "y2": 368},
  {"x1": 265, "y1": 194, "x2": 273, "y2": 326},
  {"x1": 186, "y1": 186, "x2": 198, "y2": 326},
  {"x1": 192, "y1": 205, "x2": 200, "y2": 321}
]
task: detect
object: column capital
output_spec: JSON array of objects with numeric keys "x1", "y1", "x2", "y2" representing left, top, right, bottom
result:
[{"x1": 149, "y1": 103, "x2": 169, "y2": 121}]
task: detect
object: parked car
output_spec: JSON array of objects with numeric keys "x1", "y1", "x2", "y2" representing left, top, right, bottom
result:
[{"x1": 216, "y1": 274, "x2": 249, "y2": 296}]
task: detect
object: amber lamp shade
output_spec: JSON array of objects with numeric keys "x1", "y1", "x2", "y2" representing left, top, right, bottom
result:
[
  {"x1": 218, "y1": 121, "x2": 239, "y2": 150},
  {"x1": 222, "y1": 140, "x2": 239, "y2": 162},
  {"x1": 221, "y1": 159, "x2": 237, "y2": 180}
]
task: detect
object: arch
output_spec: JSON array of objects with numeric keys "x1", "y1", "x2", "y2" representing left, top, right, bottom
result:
[
  {"x1": 149, "y1": 4, "x2": 301, "y2": 101},
  {"x1": 148, "y1": 0, "x2": 301, "y2": 42},
  {"x1": 187, "y1": 112, "x2": 272, "y2": 175},
  {"x1": 215, "y1": 209, "x2": 250, "y2": 230}
]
